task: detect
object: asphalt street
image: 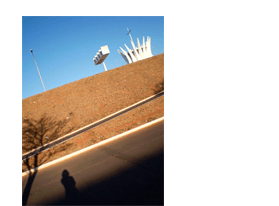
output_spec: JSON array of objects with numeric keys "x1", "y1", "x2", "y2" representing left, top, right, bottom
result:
[{"x1": 22, "y1": 119, "x2": 164, "y2": 205}]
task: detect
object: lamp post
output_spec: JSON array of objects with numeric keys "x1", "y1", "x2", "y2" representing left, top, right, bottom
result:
[{"x1": 30, "y1": 49, "x2": 46, "y2": 92}]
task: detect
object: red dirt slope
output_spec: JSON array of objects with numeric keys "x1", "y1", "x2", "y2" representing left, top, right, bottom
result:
[{"x1": 22, "y1": 54, "x2": 164, "y2": 155}]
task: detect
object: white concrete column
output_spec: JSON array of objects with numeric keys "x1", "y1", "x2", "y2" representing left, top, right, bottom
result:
[
  {"x1": 118, "y1": 49, "x2": 130, "y2": 64},
  {"x1": 137, "y1": 38, "x2": 144, "y2": 60},
  {"x1": 130, "y1": 40, "x2": 141, "y2": 61},
  {"x1": 124, "y1": 44, "x2": 137, "y2": 62},
  {"x1": 142, "y1": 36, "x2": 148, "y2": 58},
  {"x1": 118, "y1": 35, "x2": 153, "y2": 64},
  {"x1": 146, "y1": 36, "x2": 153, "y2": 57},
  {"x1": 119, "y1": 47, "x2": 132, "y2": 63}
]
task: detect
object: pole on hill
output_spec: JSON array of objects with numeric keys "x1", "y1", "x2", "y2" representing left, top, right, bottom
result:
[{"x1": 30, "y1": 49, "x2": 46, "y2": 92}]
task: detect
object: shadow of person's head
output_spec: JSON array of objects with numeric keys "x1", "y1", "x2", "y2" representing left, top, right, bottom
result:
[{"x1": 62, "y1": 169, "x2": 69, "y2": 178}]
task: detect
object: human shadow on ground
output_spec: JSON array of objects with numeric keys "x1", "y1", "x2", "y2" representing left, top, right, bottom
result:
[
  {"x1": 55, "y1": 149, "x2": 164, "y2": 205},
  {"x1": 22, "y1": 114, "x2": 74, "y2": 206},
  {"x1": 61, "y1": 170, "x2": 80, "y2": 205}
]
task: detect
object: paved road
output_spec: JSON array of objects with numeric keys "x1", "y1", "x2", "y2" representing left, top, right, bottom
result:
[
  {"x1": 22, "y1": 119, "x2": 164, "y2": 205},
  {"x1": 22, "y1": 91, "x2": 164, "y2": 161}
]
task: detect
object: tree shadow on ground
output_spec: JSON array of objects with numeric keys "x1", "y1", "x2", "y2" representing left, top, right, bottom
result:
[{"x1": 22, "y1": 114, "x2": 75, "y2": 206}]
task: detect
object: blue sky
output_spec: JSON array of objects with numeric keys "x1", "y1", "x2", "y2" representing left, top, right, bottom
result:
[{"x1": 22, "y1": 16, "x2": 164, "y2": 99}]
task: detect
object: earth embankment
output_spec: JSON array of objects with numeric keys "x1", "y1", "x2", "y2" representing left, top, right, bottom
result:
[{"x1": 22, "y1": 54, "x2": 164, "y2": 157}]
